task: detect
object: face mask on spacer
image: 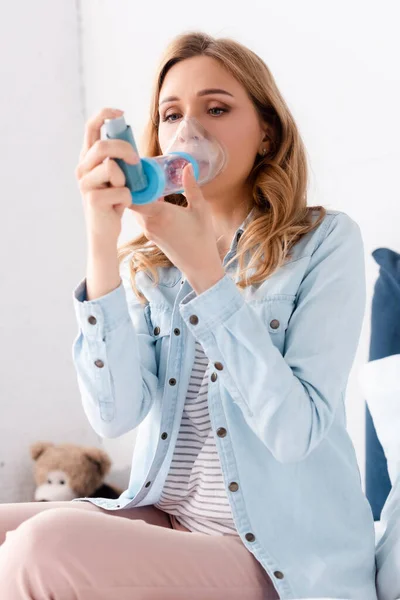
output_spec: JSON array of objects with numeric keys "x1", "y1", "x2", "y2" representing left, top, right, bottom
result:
[{"x1": 103, "y1": 115, "x2": 228, "y2": 205}]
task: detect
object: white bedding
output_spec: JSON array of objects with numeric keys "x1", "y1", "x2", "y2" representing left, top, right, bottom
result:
[
  {"x1": 375, "y1": 519, "x2": 386, "y2": 545},
  {"x1": 360, "y1": 355, "x2": 400, "y2": 487},
  {"x1": 359, "y1": 355, "x2": 400, "y2": 600}
]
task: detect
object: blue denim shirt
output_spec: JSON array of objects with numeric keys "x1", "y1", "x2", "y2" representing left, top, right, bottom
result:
[{"x1": 72, "y1": 209, "x2": 377, "y2": 599}]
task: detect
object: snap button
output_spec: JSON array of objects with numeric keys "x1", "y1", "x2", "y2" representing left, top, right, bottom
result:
[
  {"x1": 154, "y1": 326, "x2": 160, "y2": 336},
  {"x1": 245, "y1": 533, "x2": 256, "y2": 542},
  {"x1": 174, "y1": 328, "x2": 180, "y2": 336},
  {"x1": 274, "y1": 571, "x2": 284, "y2": 580},
  {"x1": 270, "y1": 319, "x2": 280, "y2": 330},
  {"x1": 94, "y1": 359, "x2": 104, "y2": 368},
  {"x1": 145, "y1": 481, "x2": 151, "y2": 488},
  {"x1": 229, "y1": 482, "x2": 239, "y2": 492},
  {"x1": 189, "y1": 315, "x2": 199, "y2": 325},
  {"x1": 88, "y1": 316, "x2": 97, "y2": 325},
  {"x1": 161, "y1": 432, "x2": 168, "y2": 440},
  {"x1": 214, "y1": 362, "x2": 224, "y2": 371},
  {"x1": 210, "y1": 373, "x2": 218, "y2": 382},
  {"x1": 169, "y1": 378, "x2": 177, "y2": 386},
  {"x1": 216, "y1": 427, "x2": 227, "y2": 438}
]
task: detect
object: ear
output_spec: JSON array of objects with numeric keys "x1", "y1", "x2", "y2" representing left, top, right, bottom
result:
[
  {"x1": 30, "y1": 441, "x2": 54, "y2": 461},
  {"x1": 261, "y1": 122, "x2": 274, "y2": 143},
  {"x1": 84, "y1": 447, "x2": 112, "y2": 478}
]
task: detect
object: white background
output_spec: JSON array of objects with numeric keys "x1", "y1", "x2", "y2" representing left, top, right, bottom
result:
[{"x1": 1, "y1": 0, "x2": 399, "y2": 501}]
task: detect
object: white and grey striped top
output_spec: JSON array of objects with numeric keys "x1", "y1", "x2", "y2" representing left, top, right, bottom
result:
[{"x1": 155, "y1": 339, "x2": 239, "y2": 536}]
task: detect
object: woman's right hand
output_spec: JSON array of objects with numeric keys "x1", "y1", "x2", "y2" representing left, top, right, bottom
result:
[{"x1": 75, "y1": 107, "x2": 140, "y2": 246}]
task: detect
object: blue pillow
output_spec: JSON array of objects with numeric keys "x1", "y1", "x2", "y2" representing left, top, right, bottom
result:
[{"x1": 366, "y1": 248, "x2": 400, "y2": 519}]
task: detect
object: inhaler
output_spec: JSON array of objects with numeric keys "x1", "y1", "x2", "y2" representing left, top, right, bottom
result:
[{"x1": 103, "y1": 115, "x2": 227, "y2": 205}]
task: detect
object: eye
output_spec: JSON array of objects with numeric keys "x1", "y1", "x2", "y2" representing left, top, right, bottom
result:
[
  {"x1": 60, "y1": 480, "x2": 65, "y2": 485},
  {"x1": 163, "y1": 112, "x2": 180, "y2": 123},
  {"x1": 209, "y1": 107, "x2": 226, "y2": 117},
  {"x1": 162, "y1": 107, "x2": 228, "y2": 123}
]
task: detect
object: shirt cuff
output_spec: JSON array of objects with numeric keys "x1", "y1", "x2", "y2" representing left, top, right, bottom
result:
[
  {"x1": 73, "y1": 277, "x2": 130, "y2": 340},
  {"x1": 179, "y1": 274, "x2": 244, "y2": 339}
]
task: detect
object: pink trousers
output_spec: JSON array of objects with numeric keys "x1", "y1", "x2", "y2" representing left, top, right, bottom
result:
[{"x1": 0, "y1": 500, "x2": 279, "y2": 599}]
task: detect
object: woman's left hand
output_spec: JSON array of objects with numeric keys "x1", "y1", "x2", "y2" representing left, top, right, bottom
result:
[{"x1": 129, "y1": 164, "x2": 225, "y2": 294}]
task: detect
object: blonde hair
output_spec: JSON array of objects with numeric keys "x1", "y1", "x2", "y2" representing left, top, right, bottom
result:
[{"x1": 118, "y1": 31, "x2": 325, "y2": 302}]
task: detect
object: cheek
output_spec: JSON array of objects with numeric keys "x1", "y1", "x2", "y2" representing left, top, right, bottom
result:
[
  {"x1": 221, "y1": 135, "x2": 258, "y2": 183},
  {"x1": 199, "y1": 140, "x2": 256, "y2": 196},
  {"x1": 157, "y1": 127, "x2": 169, "y2": 154},
  {"x1": 157, "y1": 122, "x2": 181, "y2": 154},
  {"x1": 222, "y1": 118, "x2": 260, "y2": 165}
]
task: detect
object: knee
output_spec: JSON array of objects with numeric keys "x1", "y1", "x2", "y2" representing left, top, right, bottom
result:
[
  {"x1": 0, "y1": 508, "x2": 89, "y2": 596},
  {"x1": 8, "y1": 508, "x2": 84, "y2": 558}
]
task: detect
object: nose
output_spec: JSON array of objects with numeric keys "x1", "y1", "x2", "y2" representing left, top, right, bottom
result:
[{"x1": 176, "y1": 119, "x2": 201, "y2": 144}]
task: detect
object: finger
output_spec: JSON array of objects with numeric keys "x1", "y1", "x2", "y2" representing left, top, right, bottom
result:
[
  {"x1": 79, "y1": 158, "x2": 126, "y2": 192},
  {"x1": 76, "y1": 138, "x2": 139, "y2": 180},
  {"x1": 85, "y1": 186, "x2": 132, "y2": 213},
  {"x1": 79, "y1": 107, "x2": 124, "y2": 161},
  {"x1": 182, "y1": 163, "x2": 203, "y2": 209},
  {"x1": 128, "y1": 197, "x2": 165, "y2": 216}
]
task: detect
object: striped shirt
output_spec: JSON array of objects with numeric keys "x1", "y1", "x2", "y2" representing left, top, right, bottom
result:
[{"x1": 155, "y1": 340, "x2": 239, "y2": 536}]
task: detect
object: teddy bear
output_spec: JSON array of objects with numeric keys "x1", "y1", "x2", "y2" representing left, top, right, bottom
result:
[{"x1": 30, "y1": 441, "x2": 123, "y2": 502}]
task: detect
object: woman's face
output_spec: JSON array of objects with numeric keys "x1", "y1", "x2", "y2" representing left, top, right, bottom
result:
[{"x1": 157, "y1": 55, "x2": 269, "y2": 201}]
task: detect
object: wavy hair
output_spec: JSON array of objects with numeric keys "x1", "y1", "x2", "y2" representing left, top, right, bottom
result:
[{"x1": 117, "y1": 31, "x2": 325, "y2": 302}]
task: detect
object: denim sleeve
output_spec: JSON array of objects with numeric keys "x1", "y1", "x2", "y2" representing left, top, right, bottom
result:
[
  {"x1": 179, "y1": 213, "x2": 366, "y2": 463},
  {"x1": 71, "y1": 261, "x2": 158, "y2": 439}
]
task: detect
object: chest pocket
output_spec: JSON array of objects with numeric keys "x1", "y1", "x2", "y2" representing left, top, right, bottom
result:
[
  {"x1": 145, "y1": 305, "x2": 173, "y2": 379},
  {"x1": 254, "y1": 296, "x2": 296, "y2": 355}
]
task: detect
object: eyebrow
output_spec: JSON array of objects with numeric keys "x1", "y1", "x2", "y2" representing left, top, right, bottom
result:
[{"x1": 159, "y1": 88, "x2": 234, "y2": 106}]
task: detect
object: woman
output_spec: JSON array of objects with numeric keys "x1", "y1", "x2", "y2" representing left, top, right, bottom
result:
[{"x1": 0, "y1": 31, "x2": 377, "y2": 599}]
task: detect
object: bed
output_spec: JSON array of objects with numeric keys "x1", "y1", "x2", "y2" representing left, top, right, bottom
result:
[{"x1": 359, "y1": 247, "x2": 400, "y2": 600}]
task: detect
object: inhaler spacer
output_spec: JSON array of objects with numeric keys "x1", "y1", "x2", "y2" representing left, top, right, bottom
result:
[{"x1": 103, "y1": 115, "x2": 227, "y2": 205}]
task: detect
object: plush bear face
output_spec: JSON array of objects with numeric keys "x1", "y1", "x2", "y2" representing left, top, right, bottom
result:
[
  {"x1": 34, "y1": 468, "x2": 76, "y2": 501},
  {"x1": 30, "y1": 442, "x2": 111, "y2": 501}
]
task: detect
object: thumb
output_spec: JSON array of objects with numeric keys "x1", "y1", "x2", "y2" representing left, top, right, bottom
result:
[{"x1": 182, "y1": 163, "x2": 204, "y2": 209}]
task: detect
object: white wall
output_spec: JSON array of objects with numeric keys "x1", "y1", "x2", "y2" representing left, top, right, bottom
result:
[
  {"x1": 1, "y1": 0, "x2": 399, "y2": 501},
  {"x1": 0, "y1": 1, "x2": 101, "y2": 502}
]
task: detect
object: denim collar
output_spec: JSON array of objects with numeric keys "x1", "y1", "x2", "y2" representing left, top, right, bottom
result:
[{"x1": 228, "y1": 207, "x2": 256, "y2": 255}]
